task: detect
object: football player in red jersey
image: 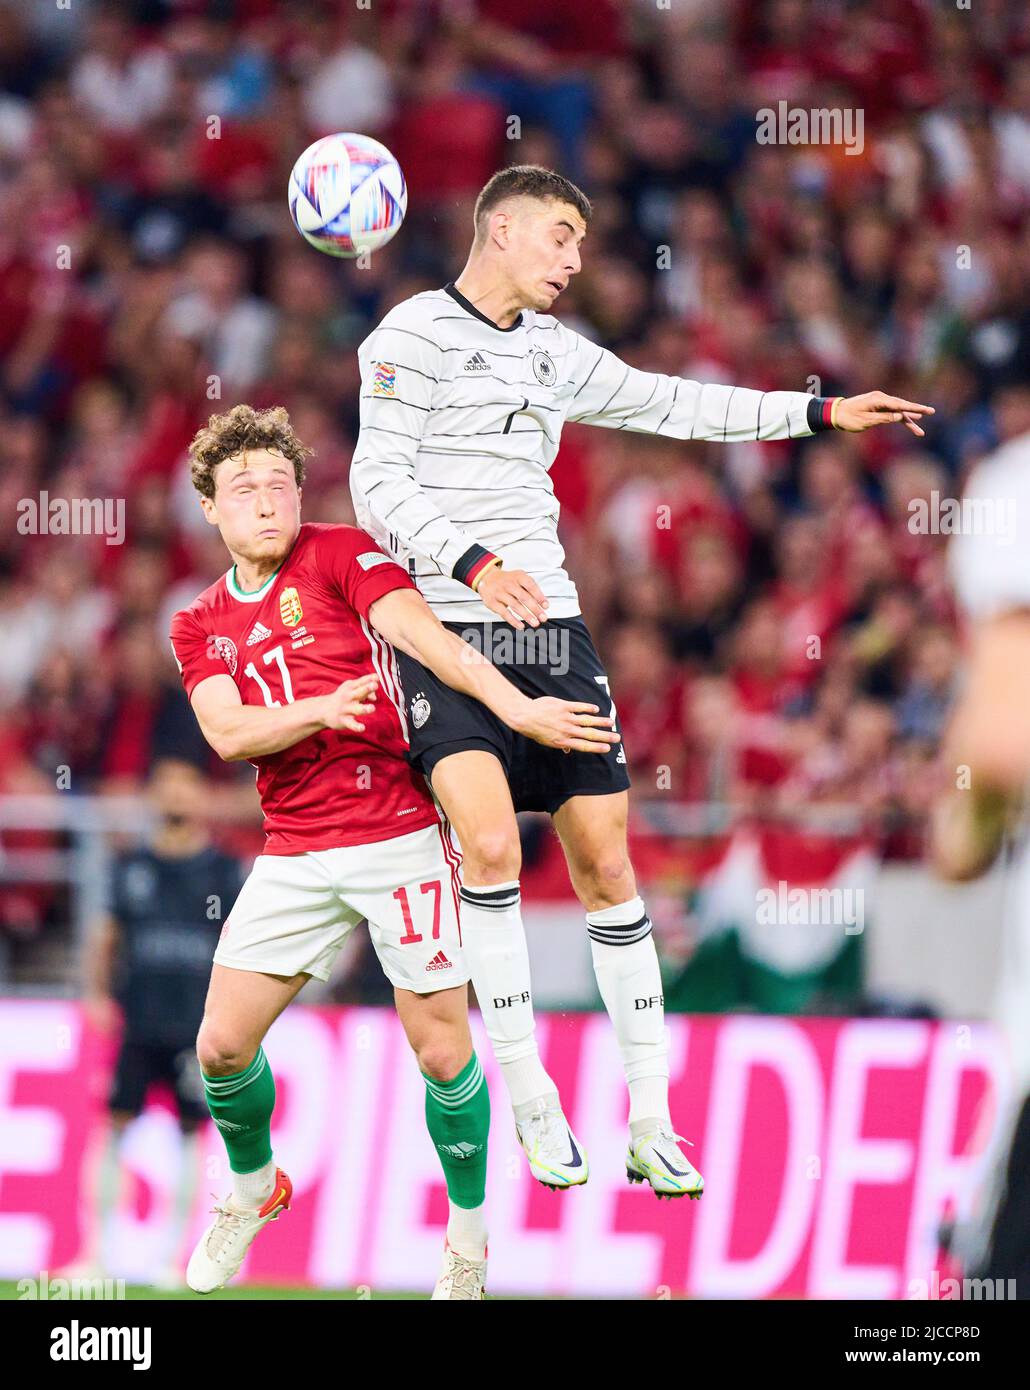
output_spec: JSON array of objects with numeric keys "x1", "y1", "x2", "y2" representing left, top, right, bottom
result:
[{"x1": 170, "y1": 405, "x2": 618, "y2": 1299}]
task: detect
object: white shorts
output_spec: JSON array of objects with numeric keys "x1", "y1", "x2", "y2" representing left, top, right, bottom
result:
[{"x1": 214, "y1": 823, "x2": 467, "y2": 994}]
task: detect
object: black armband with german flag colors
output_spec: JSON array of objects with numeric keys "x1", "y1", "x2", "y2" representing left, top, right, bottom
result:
[
  {"x1": 453, "y1": 544, "x2": 501, "y2": 591},
  {"x1": 808, "y1": 396, "x2": 843, "y2": 432}
]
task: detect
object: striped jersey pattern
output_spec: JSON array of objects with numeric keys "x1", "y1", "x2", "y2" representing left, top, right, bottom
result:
[{"x1": 351, "y1": 284, "x2": 821, "y2": 622}]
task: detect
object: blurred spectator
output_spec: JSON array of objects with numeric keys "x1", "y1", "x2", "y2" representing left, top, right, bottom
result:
[
  {"x1": 70, "y1": 2, "x2": 173, "y2": 134},
  {"x1": 162, "y1": 239, "x2": 277, "y2": 393},
  {"x1": 0, "y1": 0, "x2": 1026, "y2": 867},
  {"x1": 299, "y1": 8, "x2": 394, "y2": 135}
]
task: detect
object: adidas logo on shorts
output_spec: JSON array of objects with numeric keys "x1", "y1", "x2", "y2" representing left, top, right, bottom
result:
[
  {"x1": 425, "y1": 950, "x2": 453, "y2": 972},
  {"x1": 462, "y1": 351, "x2": 490, "y2": 374}
]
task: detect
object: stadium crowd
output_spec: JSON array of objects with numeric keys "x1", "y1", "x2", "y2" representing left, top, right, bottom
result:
[{"x1": 1, "y1": 0, "x2": 1029, "y2": 952}]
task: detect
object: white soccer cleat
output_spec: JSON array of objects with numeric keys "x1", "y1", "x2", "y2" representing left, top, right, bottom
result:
[
  {"x1": 626, "y1": 1125, "x2": 703, "y2": 1200},
  {"x1": 514, "y1": 1097, "x2": 589, "y2": 1190},
  {"x1": 186, "y1": 1167, "x2": 292, "y2": 1293},
  {"x1": 432, "y1": 1242, "x2": 487, "y2": 1300}
]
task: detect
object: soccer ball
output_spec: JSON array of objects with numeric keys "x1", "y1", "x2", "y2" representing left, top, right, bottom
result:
[{"x1": 288, "y1": 133, "x2": 407, "y2": 258}]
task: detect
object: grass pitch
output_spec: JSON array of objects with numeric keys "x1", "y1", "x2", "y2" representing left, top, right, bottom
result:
[{"x1": 1, "y1": 1280, "x2": 422, "y2": 1300}]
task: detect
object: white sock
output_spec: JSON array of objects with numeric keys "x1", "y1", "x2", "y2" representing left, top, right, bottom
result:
[
  {"x1": 628, "y1": 1078, "x2": 672, "y2": 1130},
  {"x1": 447, "y1": 1201, "x2": 488, "y2": 1262},
  {"x1": 587, "y1": 897, "x2": 671, "y2": 1127},
  {"x1": 459, "y1": 880, "x2": 558, "y2": 1108},
  {"x1": 232, "y1": 1158, "x2": 276, "y2": 1210}
]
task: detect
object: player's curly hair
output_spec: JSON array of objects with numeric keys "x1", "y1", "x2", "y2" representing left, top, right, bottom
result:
[
  {"x1": 473, "y1": 165, "x2": 592, "y2": 243},
  {"x1": 188, "y1": 404, "x2": 312, "y2": 498}
]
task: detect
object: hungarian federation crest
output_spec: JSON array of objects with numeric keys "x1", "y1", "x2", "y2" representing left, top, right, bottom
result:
[
  {"x1": 531, "y1": 350, "x2": 556, "y2": 386},
  {"x1": 279, "y1": 586, "x2": 303, "y2": 627}
]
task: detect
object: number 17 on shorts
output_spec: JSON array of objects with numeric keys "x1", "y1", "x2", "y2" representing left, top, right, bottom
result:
[
  {"x1": 215, "y1": 824, "x2": 468, "y2": 995},
  {"x1": 363, "y1": 824, "x2": 468, "y2": 994}
]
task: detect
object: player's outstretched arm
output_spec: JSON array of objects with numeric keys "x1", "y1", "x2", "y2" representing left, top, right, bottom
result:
[
  {"x1": 189, "y1": 671, "x2": 379, "y2": 761},
  {"x1": 564, "y1": 331, "x2": 933, "y2": 442},
  {"x1": 368, "y1": 587, "x2": 620, "y2": 753}
]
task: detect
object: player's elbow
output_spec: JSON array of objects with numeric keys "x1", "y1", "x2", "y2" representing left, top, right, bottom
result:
[
  {"x1": 204, "y1": 725, "x2": 246, "y2": 763},
  {"x1": 219, "y1": 739, "x2": 252, "y2": 763}
]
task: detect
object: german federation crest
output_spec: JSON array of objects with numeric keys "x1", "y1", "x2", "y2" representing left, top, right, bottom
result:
[
  {"x1": 411, "y1": 691, "x2": 431, "y2": 729},
  {"x1": 531, "y1": 350, "x2": 556, "y2": 386}
]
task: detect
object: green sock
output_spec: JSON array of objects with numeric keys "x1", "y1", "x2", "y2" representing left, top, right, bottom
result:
[
  {"x1": 202, "y1": 1047, "x2": 275, "y2": 1174},
  {"x1": 423, "y1": 1051, "x2": 490, "y2": 1210}
]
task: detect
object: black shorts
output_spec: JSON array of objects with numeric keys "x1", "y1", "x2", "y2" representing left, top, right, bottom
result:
[
  {"x1": 109, "y1": 1039, "x2": 207, "y2": 1127},
  {"x1": 396, "y1": 616, "x2": 631, "y2": 815}
]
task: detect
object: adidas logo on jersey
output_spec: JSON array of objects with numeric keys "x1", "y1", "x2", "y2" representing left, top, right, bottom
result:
[
  {"x1": 426, "y1": 950, "x2": 453, "y2": 972},
  {"x1": 246, "y1": 621, "x2": 272, "y2": 647},
  {"x1": 462, "y1": 351, "x2": 490, "y2": 374}
]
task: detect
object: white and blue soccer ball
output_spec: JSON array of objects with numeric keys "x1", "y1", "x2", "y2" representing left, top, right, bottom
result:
[{"x1": 288, "y1": 133, "x2": 407, "y2": 258}]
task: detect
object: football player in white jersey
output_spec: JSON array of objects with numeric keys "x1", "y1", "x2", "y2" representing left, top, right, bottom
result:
[
  {"x1": 350, "y1": 164, "x2": 934, "y2": 1197},
  {"x1": 932, "y1": 384, "x2": 1030, "y2": 1292}
]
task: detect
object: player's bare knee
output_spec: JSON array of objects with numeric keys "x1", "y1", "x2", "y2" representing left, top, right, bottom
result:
[
  {"x1": 196, "y1": 1022, "x2": 255, "y2": 1078},
  {"x1": 416, "y1": 1039, "x2": 469, "y2": 1084},
  {"x1": 463, "y1": 826, "x2": 521, "y2": 884},
  {"x1": 578, "y1": 856, "x2": 635, "y2": 909}
]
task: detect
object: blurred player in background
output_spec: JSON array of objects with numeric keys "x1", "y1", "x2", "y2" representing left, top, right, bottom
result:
[
  {"x1": 171, "y1": 404, "x2": 616, "y2": 1299},
  {"x1": 932, "y1": 383, "x2": 1030, "y2": 1298},
  {"x1": 351, "y1": 164, "x2": 934, "y2": 1196},
  {"x1": 79, "y1": 757, "x2": 242, "y2": 1287}
]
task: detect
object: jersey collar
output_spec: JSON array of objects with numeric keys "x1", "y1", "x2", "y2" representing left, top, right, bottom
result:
[
  {"x1": 225, "y1": 560, "x2": 283, "y2": 603},
  {"x1": 444, "y1": 282, "x2": 523, "y2": 333}
]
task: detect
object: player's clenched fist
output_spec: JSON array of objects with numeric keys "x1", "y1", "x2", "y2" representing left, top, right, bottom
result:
[
  {"x1": 321, "y1": 674, "x2": 379, "y2": 732},
  {"x1": 513, "y1": 698, "x2": 620, "y2": 753},
  {"x1": 834, "y1": 391, "x2": 935, "y2": 437},
  {"x1": 476, "y1": 565, "x2": 549, "y2": 629}
]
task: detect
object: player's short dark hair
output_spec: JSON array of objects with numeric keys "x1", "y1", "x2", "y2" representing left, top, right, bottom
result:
[
  {"x1": 473, "y1": 165, "x2": 592, "y2": 243},
  {"x1": 188, "y1": 404, "x2": 312, "y2": 499}
]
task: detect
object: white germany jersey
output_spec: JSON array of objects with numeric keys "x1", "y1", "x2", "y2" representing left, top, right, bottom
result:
[{"x1": 351, "y1": 284, "x2": 822, "y2": 622}]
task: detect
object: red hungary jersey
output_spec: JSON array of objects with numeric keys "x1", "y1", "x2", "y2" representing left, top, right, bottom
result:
[{"x1": 170, "y1": 523, "x2": 439, "y2": 854}]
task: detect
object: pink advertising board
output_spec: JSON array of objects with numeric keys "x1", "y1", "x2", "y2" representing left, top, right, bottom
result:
[{"x1": 0, "y1": 1002, "x2": 1009, "y2": 1298}]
